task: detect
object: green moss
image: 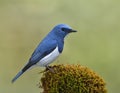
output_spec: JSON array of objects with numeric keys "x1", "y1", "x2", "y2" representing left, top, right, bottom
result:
[{"x1": 39, "y1": 64, "x2": 107, "y2": 93}]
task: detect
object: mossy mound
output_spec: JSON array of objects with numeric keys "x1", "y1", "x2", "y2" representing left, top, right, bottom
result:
[{"x1": 40, "y1": 64, "x2": 107, "y2": 93}]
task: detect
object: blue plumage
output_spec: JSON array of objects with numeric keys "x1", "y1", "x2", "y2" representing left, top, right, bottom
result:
[{"x1": 12, "y1": 24, "x2": 77, "y2": 83}]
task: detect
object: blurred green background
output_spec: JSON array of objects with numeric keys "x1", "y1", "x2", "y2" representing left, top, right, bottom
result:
[{"x1": 0, "y1": 0, "x2": 120, "y2": 93}]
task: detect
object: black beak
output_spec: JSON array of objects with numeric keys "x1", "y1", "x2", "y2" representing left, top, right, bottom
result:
[{"x1": 69, "y1": 29, "x2": 77, "y2": 33}]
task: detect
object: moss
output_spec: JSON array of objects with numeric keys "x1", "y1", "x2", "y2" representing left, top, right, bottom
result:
[{"x1": 39, "y1": 64, "x2": 107, "y2": 93}]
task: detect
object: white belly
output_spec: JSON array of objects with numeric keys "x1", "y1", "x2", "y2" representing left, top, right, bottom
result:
[{"x1": 36, "y1": 46, "x2": 60, "y2": 66}]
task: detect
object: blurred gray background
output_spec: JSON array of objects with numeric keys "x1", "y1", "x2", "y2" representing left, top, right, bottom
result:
[{"x1": 0, "y1": 0, "x2": 120, "y2": 93}]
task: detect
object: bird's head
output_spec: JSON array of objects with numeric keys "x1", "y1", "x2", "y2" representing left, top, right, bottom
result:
[{"x1": 52, "y1": 24, "x2": 77, "y2": 38}]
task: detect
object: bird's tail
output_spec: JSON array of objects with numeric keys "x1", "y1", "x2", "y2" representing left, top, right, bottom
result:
[
  {"x1": 11, "y1": 62, "x2": 34, "y2": 83},
  {"x1": 11, "y1": 70, "x2": 24, "y2": 83}
]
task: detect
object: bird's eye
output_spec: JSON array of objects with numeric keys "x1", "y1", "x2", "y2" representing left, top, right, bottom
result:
[{"x1": 61, "y1": 28, "x2": 66, "y2": 31}]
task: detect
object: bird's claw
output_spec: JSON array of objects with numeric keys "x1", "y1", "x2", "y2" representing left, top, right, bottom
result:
[{"x1": 46, "y1": 66, "x2": 55, "y2": 73}]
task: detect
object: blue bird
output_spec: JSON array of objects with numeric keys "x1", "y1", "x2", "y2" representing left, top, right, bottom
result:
[{"x1": 12, "y1": 24, "x2": 77, "y2": 83}]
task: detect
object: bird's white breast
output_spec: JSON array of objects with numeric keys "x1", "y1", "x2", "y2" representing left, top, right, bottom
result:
[{"x1": 36, "y1": 46, "x2": 60, "y2": 66}]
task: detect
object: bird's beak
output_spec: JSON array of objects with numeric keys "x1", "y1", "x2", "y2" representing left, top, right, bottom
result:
[{"x1": 69, "y1": 29, "x2": 77, "y2": 33}]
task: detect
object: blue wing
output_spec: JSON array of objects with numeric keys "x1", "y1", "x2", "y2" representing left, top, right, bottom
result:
[
  {"x1": 11, "y1": 39, "x2": 58, "y2": 83},
  {"x1": 22, "y1": 39, "x2": 57, "y2": 72}
]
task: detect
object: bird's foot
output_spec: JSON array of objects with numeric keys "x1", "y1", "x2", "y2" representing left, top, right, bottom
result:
[{"x1": 46, "y1": 66, "x2": 55, "y2": 73}]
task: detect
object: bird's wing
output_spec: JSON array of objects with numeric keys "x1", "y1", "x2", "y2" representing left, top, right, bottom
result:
[
  {"x1": 12, "y1": 39, "x2": 57, "y2": 83},
  {"x1": 22, "y1": 39, "x2": 57, "y2": 72}
]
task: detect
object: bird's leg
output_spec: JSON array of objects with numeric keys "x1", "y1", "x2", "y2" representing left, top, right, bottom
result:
[{"x1": 46, "y1": 65, "x2": 55, "y2": 73}]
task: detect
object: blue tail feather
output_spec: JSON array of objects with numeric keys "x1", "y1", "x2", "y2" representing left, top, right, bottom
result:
[{"x1": 11, "y1": 71, "x2": 23, "y2": 83}]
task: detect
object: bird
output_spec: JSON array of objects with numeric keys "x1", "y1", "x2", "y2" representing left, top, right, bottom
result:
[{"x1": 11, "y1": 24, "x2": 77, "y2": 83}]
